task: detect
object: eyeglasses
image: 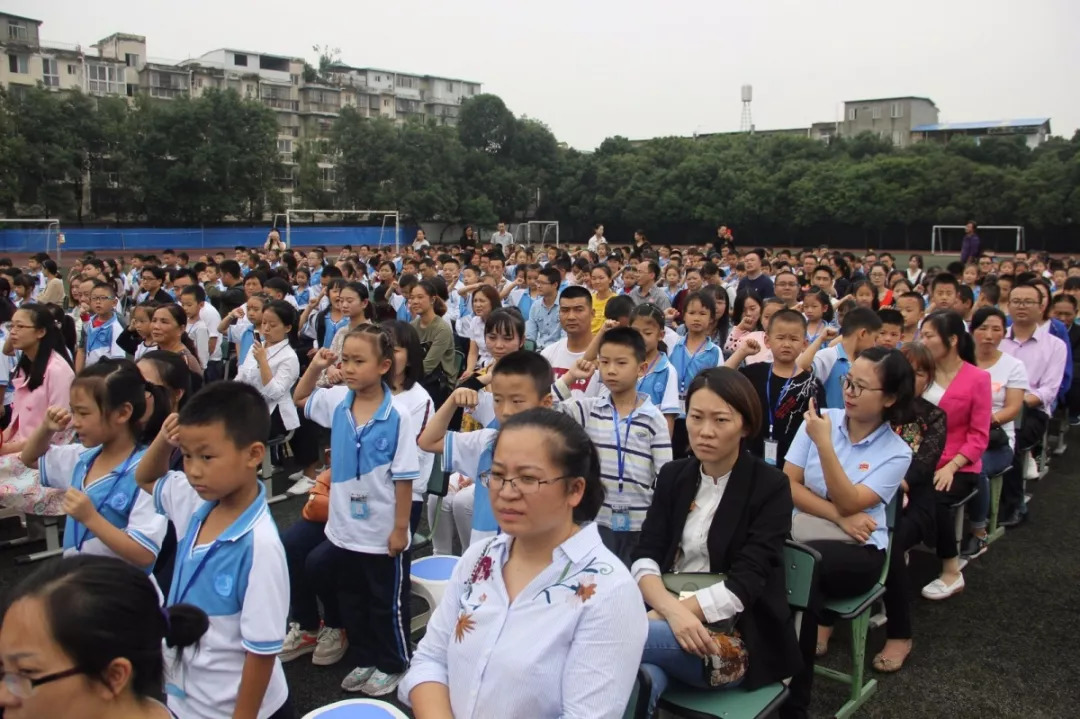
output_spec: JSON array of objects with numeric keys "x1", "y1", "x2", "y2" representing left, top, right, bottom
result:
[
  {"x1": 841, "y1": 375, "x2": 884, "y2": 398},
  {"x1": 1009, "y1": 299, "x2": 1039, "y2": 307},
  {"x1": 0, "y1": 667, "x2": 83, "y2": 699},
  {"x1": 89, "y1": 295, "x2": 114, "y2": 302},
  {"x1": 480, "y1": 472, "x2": 571, "y2": 495},
  {"x1": 9, "y1": 323, "x2": 35, "y2": 331}
]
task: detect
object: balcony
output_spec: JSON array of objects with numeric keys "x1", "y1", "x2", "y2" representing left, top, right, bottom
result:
[
  {"x1": 262, "y1": 96, "x2": 299, "y2": 111},
  {"x1": 302, "y1": 101, "x2": 341, "y2": 115},
  {"x1": 149, "y1": 85, "x2": 189, "y2": 99}
]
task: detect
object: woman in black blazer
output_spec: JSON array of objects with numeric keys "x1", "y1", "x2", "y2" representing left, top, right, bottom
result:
[{"x1": 631, "y1": 368, "x2": 802, "y2": 718}]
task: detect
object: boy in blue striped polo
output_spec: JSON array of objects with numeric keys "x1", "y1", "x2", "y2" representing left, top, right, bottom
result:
[
  {"x1": 135, "y1": 382, "x2": 292, "y2": 719},
  {"x1": 554, "y1": 327, "x2": 673, "y2": 565}
]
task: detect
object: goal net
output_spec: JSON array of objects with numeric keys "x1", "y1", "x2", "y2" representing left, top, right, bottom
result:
[
  {"x1": 0, "y1": 219, "x2": 62, "y2": 262},
  {"x1": 930, "y1": 225, "x2": 1025, "y2": 256},
  {"x1": 285, "y1": 210, "x2": 401, "y2": 253},
  {"x1": 515, "y1": 221, "x2": 559, "y2": 249}
]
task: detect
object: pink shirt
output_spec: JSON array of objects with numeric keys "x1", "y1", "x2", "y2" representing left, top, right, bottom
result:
[
  {"x1": 931, "y1": 362, "x2": 991, "y2": 474},
  {"x1": 11, "y1": 351, "x2": 75, "y2": 442}
]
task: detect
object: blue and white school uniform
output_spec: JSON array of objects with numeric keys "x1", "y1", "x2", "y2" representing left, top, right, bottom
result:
[
  {"x1": 294, "y1": 285, "x2": 311, "y2": 307},
  {"x1": 40, "y1": 445, "x2": 165, "y2": 565},
  {"x1": 152, "y1": 478, "x2": 289, "y2": 719},
  {"x1": 82, "y1": 314, "x2": 126, "y2": 366},
  {"x1": 811, "y1": 343, "x2": 851, "y2": 410},
  {"x1": 304, "y1": 384, "x2": 421, "y2": 554},
  {"x1": 443, "y1": 427, "x2": 498, "y2": 546},
  {"x1": 668, "y1": 336, "x2": 722, "y2": 415},
  {"x1": 228, "y1": 317, "x2": 257, "y2": 365}
]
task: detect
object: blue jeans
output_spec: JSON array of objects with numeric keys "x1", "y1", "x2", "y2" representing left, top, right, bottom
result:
[
  {"x1": 974, "y1": 444, "x2": 1014, "y2": 530},
  {"x1": 282, "y1": 519, "x2": 341, "y2": 630},
  {"x1": 640, "y1": 619, "x2": 742, "y2": 718}
]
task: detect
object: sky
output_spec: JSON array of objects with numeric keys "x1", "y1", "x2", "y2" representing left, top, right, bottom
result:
[{"x1": 12, "y1": 0, "x2": 1080, "y2": 150}]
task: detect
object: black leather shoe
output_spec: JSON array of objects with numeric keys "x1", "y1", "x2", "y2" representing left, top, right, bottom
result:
[{"x1": 998, "y1": 509, "x2": 1027, "y2": 528}]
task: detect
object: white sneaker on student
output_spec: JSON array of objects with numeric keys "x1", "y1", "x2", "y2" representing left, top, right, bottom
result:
[
  {"x1": 312, "y1": 626, "x2": 348, "y2": 666},
  {"x1": 921, "y1": 574, "x2": 965, "y2": 600},
  {"x1": 286, "y1": 476, "x2": 316, "y2": 496},
  {"x1": 279, "y1": 622, "x2": 318, "y2": 662},
  {"x1": 341, "y1": 666, "x2": 376, "y2": 692},
  {"x1": 361, "y1": 669, "x2": 404, "y2": 697}
]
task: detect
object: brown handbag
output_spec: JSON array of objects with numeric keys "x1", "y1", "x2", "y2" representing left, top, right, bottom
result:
[{"x1": 301, "y1": 468, "x2": 332, "y2": 523}]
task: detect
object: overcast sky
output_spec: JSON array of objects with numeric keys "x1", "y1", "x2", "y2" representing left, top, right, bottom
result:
[{"x1": 13, "y1": 0, "x2": 1080, "y2": 149}]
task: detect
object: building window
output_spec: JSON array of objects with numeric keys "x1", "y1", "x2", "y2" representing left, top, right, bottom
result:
[
  {"x1": 67, "y1": 64, "x2": 77, "y2": 75},
  {"x1": 890, "y1": 102, "x2": 903, "y2": 118},
  {"x1": 846, "y1": 108, "x2": 856, "y2": 121},
  {"x1": 320, "y1": 167, "x2": 335, "y2": 184},
  {"x1": 383, "y1": 98, "x2": 389, "y2": 107},
  {"x1": 88, "y1": 64, "x2": 124, "y2": 95},
  {"x1": 7, "y1": 54, "x2": 28, "y2": 74},
  {"x1": 447, "y1": 81, "x2": 455, "y2": 93},
  {"x1": 892, "y1": 130, "x2": 903, "y2": 147},
  {"x1": 7, "y1": 21, "x2": 27, "y2": 41},
  {"x1": 234, "y1": 53, "x2": 248, "y2": 67},
  {"x1": 872, "y1": 106, "x2": 881, "y2": 120},
  {"x1": 125, "y1": 53, "x2": 139, "y2": 67},
  {"x1": 42, "y1": 58, "x2": 59, "y2": 87},
  {"x1": 278, "y1": 139, "x2": 292, "y2": 153},
  {"x1": 291, "y1": 74, "x2": 299, "y2": 85}
]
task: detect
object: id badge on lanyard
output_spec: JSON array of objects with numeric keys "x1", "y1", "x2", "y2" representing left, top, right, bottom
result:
[
  {"x1": 350, "y1": 493, "x2": 370, "y2": 520},
  {"x1": 764, "y1": 367, "x2": 793, "y2": 467},
  {"x1": 612, "y1": 407, "x2": 634, "y2": 532}
]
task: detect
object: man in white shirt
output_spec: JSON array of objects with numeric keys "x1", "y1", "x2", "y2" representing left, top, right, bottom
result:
[
  {"x1": 541, "y1": 286, "x2": 595, "y2": 398},
  {"x1": 491, "y1": 222, "x2": 514, "y2": 255},
  {"x1": 587, "y1": 223, "x2": 605, "y2": 253}
]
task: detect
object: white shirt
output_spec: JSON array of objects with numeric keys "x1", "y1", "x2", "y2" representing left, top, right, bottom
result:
[
  {"x1": 587, "y1": 234, "x2": 603, "y2": 252},
  {"x1": 630, "y1": 467, "x2": 745, "y2": 624},
  {"x1": 399, "y1": 523, "x2": 648, "y2": 719},
  {"x1": 542, "y1": 340, "x2": 596, "y2": 398},
  {"x1": 185, "y1": 319, "x2": 210, "y2": 369},
  {"x1": 461, "y1": 315, "x2": 493, "y2": 368},
  {"x1": 199, "y1": 302, "x2": 223, "y2": 362},
  {"x1": 984, "y1": 352, "x2": 1029, "y2": 450},
  {"x1": 235, "y1": 339, "x2": 300, "y2": 430},
  {"x1": 491, "y1": 231, "x2": 514, "y2": 253}
]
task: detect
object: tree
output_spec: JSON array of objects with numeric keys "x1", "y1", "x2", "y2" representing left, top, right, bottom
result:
[{"x1": 458, "y1": 94, "x2": 515, "y2": 155}]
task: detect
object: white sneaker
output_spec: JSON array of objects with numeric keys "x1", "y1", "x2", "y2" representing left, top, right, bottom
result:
[
  {"x1": 288, "y1": 469, "x2": 309, "y2": 482},
  {"x1": 341, "y1": 666, "x2": 376, "y2": 692},
  {"x1": 286, "y1": 476, "x2": 316, "y2": 496},
  {"x1": 1023, "y1": 452, "x2": 1039, "y2": 480},
  {"x1": 312, "y1": 626, "x2": 348, "y2": 666},
  {"x1": 921, "y1": 574, "x2": 965, "y2": 601},
  {"x1": 361, "y1": 669, "x2": 404, "y2": 697},
  {"x1": 279, "y1": 622, "x2": 318, "y2": 662}
]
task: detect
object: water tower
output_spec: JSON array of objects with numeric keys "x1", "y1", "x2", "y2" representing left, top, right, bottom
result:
[{"x1": 740, "y1": 84, "x2": 753, "y2": 133}]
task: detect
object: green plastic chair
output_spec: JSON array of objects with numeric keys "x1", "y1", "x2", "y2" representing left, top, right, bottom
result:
[
  {"x1": 524, "y1": 339, "x2": 537, "y2": 352},
  {"x1": 624, "y1": 667, "x2": 652, "y2": 719},
  {"x1": 813, "y1": 494, "x2": 900, "y2": 719},
  {"x1": 657, "y1": 541, "x2": 819, "y2": 719}
]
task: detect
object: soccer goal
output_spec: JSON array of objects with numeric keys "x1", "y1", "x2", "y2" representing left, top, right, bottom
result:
[
  {"x1": 0, "y1": 218, "x2": 62, "y2": 263},
  {"x1": 930, "y1": 225, "x2": 1025, "y2": 255},
  {"x1": 514, "y1": 220, "x2": 559, "y2": 249},
  {"x1": 285, "y1": 210, "x2": 401, "y2": 253}
]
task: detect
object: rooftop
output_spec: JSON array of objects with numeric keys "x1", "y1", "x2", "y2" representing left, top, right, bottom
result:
[
  {"x1": 913, "y1": 118, "x2": 1051, "y2": 132},
  {"x1": 0, "y1": 12, "x2": 42, "y2": 25},
  {"x1": 846, "y1": 96, "x2": 937, "y2": 107}
]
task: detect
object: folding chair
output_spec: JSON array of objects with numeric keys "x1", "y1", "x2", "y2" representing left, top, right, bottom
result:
[
  {"x1": 950, "y1": 487, "x2": 980, "y2": 567},
  {"x1": 1050, "y1": 405, "x2": 1069, "y2": 456},
  {"x1": 624, "y1": 666, "x2": 653, "y2": 719},
  {"x1": 0, "y1": 514, "x2": 64, "y2": 565},
  {"x1": 814, "y1": 495, "x2": 900, "y2": 719},
  {"x1": 411, "y1": 454, "x2": 449, "y2": 554},
  {"x1": 656, "y1": 541, "x2": 819, "y2": 719}
]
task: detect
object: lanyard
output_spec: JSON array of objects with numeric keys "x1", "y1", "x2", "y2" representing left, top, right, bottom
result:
[
  {"x1": 764, "y1": 364, "x2": 795, "y2": 438},
  {"x1": 74, "y1": 447, "x2": 141, "y2": 551},
  {"x1": 678, "y1": 338, "x2": 709, "y2": 391},
  {"x1": 611, "y1": 405, "x2": 637, "y2": 494},
  {"x1": 352, "y1": 416, "x2": 378, "y2": 485},
  {"x1": 172, "y1": 530, "x2": 224, "y2": 605}
]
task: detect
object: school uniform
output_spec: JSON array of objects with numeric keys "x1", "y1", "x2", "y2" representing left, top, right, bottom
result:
[
  {"x1": 811, "y1": 342, "x2": 852, "y2": 410},
  {"x1": 185, "y1": 318, "x2": 211, "y2": 369},
  {"x1": 668, "y1": 336, "x2": 722, "y2": 416},
  {"x1": 443, "y1": 427, "x2": 498, "y2": 546},
  {"x1": 41, "y1": 445, "x2": 165, "y2": 566},
  {"x1": 199, "y1": 302, "x2": 224, "y2": 381},
  {"x1": 305, "y1": 385, "x2": 421, "y2": 674},
  {"x1": 228, "y1": 318, "x2": 257, "y2": 366},
  {"x1": 80, "y1": 313, "x2": 126, "y2": 367},
  {"x1": 153, "y1": 477, "x2": 290, "y2": 719}
]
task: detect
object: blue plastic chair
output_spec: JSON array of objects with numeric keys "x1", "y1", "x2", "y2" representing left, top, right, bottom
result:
[{"x1": 301, "y1": 698, "x2": 410, "y2": 718}]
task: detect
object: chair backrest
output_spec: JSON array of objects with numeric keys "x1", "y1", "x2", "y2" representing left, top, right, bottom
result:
[
  {"x1": 426, "y1": 453, "x2": 448, "y2": 497},
  {"x1": 453, "y1": 349, "x2": 466, "y2": 377},
  {"x1": 783, "y1": 540, "x2": 820, "y2": 611},
  {"x1": 524, "y1": 339, "x2": 537, "y2": 352},
  {"x1": 876, "y1": 492, "x2": 903, "y2": 585},
  {"x1": 622, "y1": 666, "x2": 652, "y2": 719}
]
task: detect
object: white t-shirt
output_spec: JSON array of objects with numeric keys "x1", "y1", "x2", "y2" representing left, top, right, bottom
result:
[
  {"x1": 461, "y1": 315, "x2": 492, "y2": 368},
  {"x1": 985, "y1": 353, "x2": 1029, "y2": 449},
  {"x1": 541, "y1": 339, "x2": 595, "y2": 398},
  {"x1": 199, "y1": 302, "x2": 223, "y2": 362}
]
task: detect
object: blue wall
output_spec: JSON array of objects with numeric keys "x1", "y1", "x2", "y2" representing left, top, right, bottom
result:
[{"x1": 0, "y1": 225, "x2": 418, "y2": 253}]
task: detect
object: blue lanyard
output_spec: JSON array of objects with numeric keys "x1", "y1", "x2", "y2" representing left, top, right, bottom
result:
[
  {"x1": 678, "y1": 338, "x2": 709, "y2": 391},
  {"x1": 74, "y1": 447, "x2": 141, "y2": 551},
  {"x1": 764, "y1": 364, "x2": 795, "y2": 438},
  {"x1": 172, "y1": 531, "x2": 224, "y2": 605},
  {"x1": 611, "y1": 405, "x2": 637, "y2": 494},
  {"x1": 352, "y1": 417, "x2": 377, "y2": 485}
]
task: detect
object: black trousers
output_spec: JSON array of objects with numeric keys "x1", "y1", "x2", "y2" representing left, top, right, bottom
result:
[
  {"x1": 1002, "y1": 409, "x2": 1048, "y2": 517},
  {"x1": 883, "y1": 514, "x2": 929, "y2": 640},
  {"x1": 933, "y1": 471, "x2": 977, "y2": 560},
  {"x1": 784, "y1": 541, "x2": 885, "y2": 717},
  {"x1": 328, "y1": 546, "x2": 412, "y2": 674}
]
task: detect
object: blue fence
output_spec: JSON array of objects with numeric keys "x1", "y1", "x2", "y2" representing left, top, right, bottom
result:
[{"x1": 0, "y1": 225, "x2": 418, "y2": 253}]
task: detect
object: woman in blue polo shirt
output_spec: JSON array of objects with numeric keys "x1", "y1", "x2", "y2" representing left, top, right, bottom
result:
[{"x1": 783, "y1": 346, "x2": 914, "y2": 715}]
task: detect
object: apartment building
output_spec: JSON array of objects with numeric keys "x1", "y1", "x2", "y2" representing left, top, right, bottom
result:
[
  {"x1": 840, "y1": 96, "x2": 940, "y2": 147},
  {"x1": 0, "y1": 10, "x2": 483, "y2": 200}
]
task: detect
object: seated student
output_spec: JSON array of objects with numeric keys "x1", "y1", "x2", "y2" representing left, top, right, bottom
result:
[
  {"x1": 805, "y1": 307, "x2": 882, "y2": 409},
  {"x1": 135, "y1": 383, "x2": 292, "y2": 719},
  {"x1": 74, "y1": 281, "x2": 126, "y2": 373},
  {"x1": 401, "y1": 409, "x2": 648, "y2": 719},
  {"x1": 929, "y1": 272, "x2": 961, "y2": 314},
  {"x1": 1050, "y1": 293, "x2": 1080, "y2": 424},
  {"x1": 552, "y1": 327, "x2": 672, "y2": 564},
  {"x1": 876, "y1": 308, "x2": 905, "y2": 350},
  {"x1": 877, "y1": 344, "x2": 946, "y2": 672},
  {"x1": 632, "y1": 368, "x2": 802, "y2": 718},
  {"x1": 957, "y1": 285, "x2": 975, "y2": 325},
  {"x1": 0, "y1": 555, "x2": 208, "y2": 719},
  {"x1": 784, "y1": 348, "x2": 913, "y2": 713},
  {"x1": 177, "y1": 286, "x2": 211, "y2": 370},
  {"x1": 525, "y1": 266, "x2": 564, "y2": 350},
  {"x1": 419, "y1": 351, "x2": 554, "y2": 548},
  {"x1": 629, "y1": 304, "x2": 681, "y2": 433},
  {"x1": 727, "y1": 309, "x2": 823, "y2": 470},
  {"x1": 542, "y1": 286, "x2": 596, "y2": 398},
  {"x1": 19, "y1": 360, "x2": 169, "y2": 575},
  {"x1": 895, "y1": 291, "x2": 925, "y2": 345}
]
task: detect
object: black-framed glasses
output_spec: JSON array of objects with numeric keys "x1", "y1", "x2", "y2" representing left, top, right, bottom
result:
[
  {"x1": 1, "y1": 667, "x2": 83, "y2": 698},
  {"x1": 841, "y1": 375, "x2": 884, "y2": 398},
  {"x1": 480, "y1": 472, "x2": 572, "y2": 495}
]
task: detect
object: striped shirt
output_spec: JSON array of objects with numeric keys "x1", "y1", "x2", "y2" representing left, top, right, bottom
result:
[{"x1": 556, "y1": 394, "x2": 672, "y2": 531}]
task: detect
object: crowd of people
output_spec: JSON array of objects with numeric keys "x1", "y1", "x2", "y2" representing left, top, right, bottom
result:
[{"x1": 0, "y1": 222, "x2": 1074, "y2": 719}]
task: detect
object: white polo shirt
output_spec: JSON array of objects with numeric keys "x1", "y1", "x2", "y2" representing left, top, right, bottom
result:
[
  {"x1": 199, "y1": 302, "x2": 223, "y2": 362},
  {"x1": 153, "y1": 476, "x2": 289, "y2": 719},
  {"x1": 305, "y1": 385, "x2": 420, "y2": 554}
]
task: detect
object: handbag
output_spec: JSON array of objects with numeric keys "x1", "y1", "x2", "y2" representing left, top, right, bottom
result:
[
  {"x1": 662, "y1": 572, "x2": 748, "y2": 687},
  {"x1": 301, "y1": 469, "x2": 331, "y2": 523},
  {"x1": 988, "y1": 422, "x2": 1010, "y2": 450},
  {"x1": 791, "y1": 512, "x2": 858, "y2": 544}
]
